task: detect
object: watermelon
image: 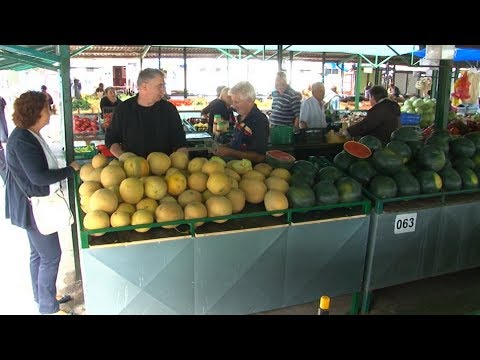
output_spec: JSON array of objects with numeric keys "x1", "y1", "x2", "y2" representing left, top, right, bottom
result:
[
  {"x1": 348, "y1": 160, "x2": 377, "y2": 185},
  {"x1": 393, "y1": 172, "x2": 420, "y2": 196},
  {"x1": 316, "y1": 166, "x2": 344, "y2": 183},
  {"x1": 439, "y1": 167, "x2": 462, "y2": 191},
  {"x1": 369, "y1": 175, "x2": 398, "y2": 199},
  {"x1": 335, "y1": 176, "x2": 362, "y2": 203},
  {"x1": 416, "y1": 170, "x2": 443, "y2": 194},
  {"x1": 266, "y1": 150, "x2": 295, "y2": 170},
  {"x1": 287, "y1": 185, "x2": 316, "y2": 208},
  {"x1": 359, "y1": 135, "x2": 383, "y2": 152},
  {"x1": 313, "y1": 181, "x2": 339, "y2": 205},
  {"x1": 386, "y1": 140, "x2": 412, "y2": 164},
  {"x1": 450, "y1": 137, "x2": 476, "y2": 158},
  {"x1": 417, "y1": 145, "x2": 446, "y2": 172},
  {"x1": 343, "y1": 141, "x2": 372, "y2": 159},
  {"x1": 333, "y1": 151, "x2": 354, "y2": 171},
  {"x1": 457, "y1": 168, "x2": 479, "y2": 189}
]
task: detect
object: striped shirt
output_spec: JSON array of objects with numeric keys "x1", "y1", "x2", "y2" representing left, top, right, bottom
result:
[{"x1": 269, "y1": 86, "x2": 302, "y2": 126}]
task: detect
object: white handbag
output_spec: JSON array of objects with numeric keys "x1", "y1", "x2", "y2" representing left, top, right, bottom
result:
[{"x1": 30, "y1": 188, "x2": 74, "y2": 235}]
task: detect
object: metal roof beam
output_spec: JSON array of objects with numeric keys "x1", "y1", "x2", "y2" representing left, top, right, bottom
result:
[
  {"x1": 0, "y1": 51, "x2": 58, "y2": 71},
  {"x1": 0, "y1": 45, "x2": 58, "y2": 63},
  {"x1": 359, "y1": 54, "x2": 376, "y2": 67},
  {"x1": 141, "y1": 45, "x2": 151, "y2": 59},
  {"x1": 215, "y1": 48, "x2": 234, "y2": 59},
  {"x1": 237, "y1": 45, "x2": 260, "y2": 60},
  {"x1": 245, "y1": 49, "x2": 263, "y2": 60},
  {"x1": 70, "y1": 45, "x2": 94, "y2": 57}
]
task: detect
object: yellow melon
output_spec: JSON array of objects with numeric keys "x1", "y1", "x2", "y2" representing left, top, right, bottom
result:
[
  {"x1": 83, "y1": 210, "x2": 110, "y2": 236},
  {"x1": 254, "y1": 163, "x2": 273, "y2": 177},
  {"x1": 202, "y1": 161, "x2": 224, "y2": 176},
  {"x1": 119, "y1": 178, "x2": 144, "y2": 204},
  {"x1": 109, "y1": 159, "x2": 121, "y2": 166},
  {"x1": 131, "y1": 209, "x2": 154, "y2": 233},
  {"x1": 106, "y1": 185, "x2": 122, "y2": 203},
  {"x1": 110, "y1": 211, "x2": 131, "y2": 227},
  {"x1": 85, "y1": 167, "x2": 103, "y2": 182},
  {"x1": 143, "y1": 176, "x2": 167, "y2": 200},
  {"x1": 239, "y1": 178, "x2": 267, "y2": 204},
  {"x1": 147, "y1": 152, "x2": 172, "y2": 175},
  {"x1": 207, "y1": 172, "x2": 232, "y2": 195},
  {"x1": 224, "y1": 167, "x2": 241, "y2": 181},
  {"x1": 242, "y1": 170, "x2": 266, "y2": 182},
  {"x1": 91, "y1": 153, "x2": 109, "y2": 169},
  {"x1": 79, "y1": 181, "x2": 103, "y2": 198},
  {"x1": 188, "y1": 157, "x2": 208, "y2": 173},
  {"x1": 205, "y1": 195, "x2": 233, "y2": 223},
  {"x1": 100, "y1": 165, "x2": 126, "y2": 187},
  {"x1": 187, "y1": 172, "x2": 208, "y2": 192},
  {"x1": 79, "y1": 163, "x2": 95, "y2": 182},
  {"x1": 264, "y1": 190, "x2": 289, "y2": 217},
  {"x1": 123, "y1": 156, "x2": 150, "y2": 178},
  {"x1": 165, "y1": 167, "x2": 180, "y2": 177},
  {"x1": 136, "y1": 198, "x2": 158, "y2": 214},
  {"x1": 89, "y1": 188, "x2": 119, "y2": 214},
  {"x1": 170, "y1": 151, "x2": 189, "y2": 170},
  {"x1": 80, "y1": 195, "x2": 91, "y2": 213},
  {"x1": 118, "y1": 152, "x2": 137, "y2": 163},
  {"x1": 265, "y1": 176, "x2": 289, "y2": 194},
  {"x1": 226, "y1": 188, "x2": 246, "y2": 213},
  {"x1": 159, "y1": 195, "x2": 178, "y2": 204},
  {"x1": 155, "y1": 202, "x2": 184, "y2": 229},
  {"x1": 165, "y1": 171, "x2": 187, "y2": 196},
  {"x1": 177, "y1": 189, "x2": 202, "y2": 208},
  {"x1": 116, "y1": 202, "x2": 136, "y2": 215},
  {"x1": 202, "y1": 189, "x2": 213, "y2": 202},
  {"x1": 230, "y1": 177, "x2": 238, "y2": 189},
  {"x1": 270, "y1": 168, "x2": 291, "y2": 183},
  {"x1": 184, "y1": 201, "x2": 208, "y2": 228}
]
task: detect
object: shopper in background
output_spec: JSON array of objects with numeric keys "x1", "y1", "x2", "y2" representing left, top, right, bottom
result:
[
  {"x1": 202, "y1": 86, "x2": 234, "y2": 134},
  {"x1": 72, "y1": 79, "x2": 82, "y2": 99},
  {"x1": 213, "y1": 81, "x2": 269, "y2": 164},
  {"x1": 364, "y1": 81, "x2": 373, "y2": 98},
  {"x1": 201, "y1": 85, "x2": 226, "y2": 121},
  {"x1": 326, "y1": 86, "x2": 341, "y2": 112},
  {"x1": 95, "y1": 82, "x2": 105, "y2": 97},
  {"x1": 41, "y1": 85, "x2": 56, "y2": 114},
  {"x1": 4, "y1": 91, "x2": 81, "y2": 315},
  {"x1": 268, "y1": 71, "x2": 302, "y2": 128},
  {"x1": 299, "y1": 82, "x2": 327, "y2": 129},
  {"x1": 388, "y1": 82, "x2": 401, "y2": 100},
  {"x1": 0, "y1": 95, "x2": 7, "y2": 183},
  {"x1": 343, "y1": 85, "x2": 400, "y2": 143},
  {"x1": 100, "y1": 86, "x2": 122, "y2": 118},
  {"x1": 106, "y1": 68, "x2": 188, "y2": 158}
]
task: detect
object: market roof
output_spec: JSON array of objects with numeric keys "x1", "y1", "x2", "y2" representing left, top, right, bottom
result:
[{"x1": 0, "y1": 45, "x2": 421, "y2": 72}]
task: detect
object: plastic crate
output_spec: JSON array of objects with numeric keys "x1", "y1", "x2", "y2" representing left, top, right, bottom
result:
[
  {"x1": 270, "y1": 125, "x2": 294, "y2": 145},
  {"x1": 400, "y1": 113, "x2": 421, "y2": 125},
  {"x1": 74, "y1": 145, "x2": 97, "y2": 160}
]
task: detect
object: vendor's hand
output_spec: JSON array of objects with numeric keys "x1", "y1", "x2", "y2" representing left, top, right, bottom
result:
[
  {"x1": 69, "y1": 161, "x2": 81, "y2": 171},
  {"x1": 213, "y1": 145, "x2": 231, "y2": 158}
]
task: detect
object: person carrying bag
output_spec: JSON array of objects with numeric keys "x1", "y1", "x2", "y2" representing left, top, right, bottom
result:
[{"x1": 4, "y1": 91, "x2": 80, "y2": 315}]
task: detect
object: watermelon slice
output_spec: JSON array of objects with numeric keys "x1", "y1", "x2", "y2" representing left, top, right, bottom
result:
[
  {"x1": 343, "y1": 141, "x2": 372, "y2": 159},
  {"x1": 266, "y1": 150, "x2": 296, "y2": 169}
]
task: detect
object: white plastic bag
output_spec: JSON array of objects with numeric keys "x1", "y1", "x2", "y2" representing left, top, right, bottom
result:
[{"x1": 30, "y1": 189, "x2": 74, "y2": 235}]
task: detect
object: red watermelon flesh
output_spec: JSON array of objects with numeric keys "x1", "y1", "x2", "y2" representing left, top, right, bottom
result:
[{"x1": 343, "y1": 141, "x2": 372, "y2": 159}]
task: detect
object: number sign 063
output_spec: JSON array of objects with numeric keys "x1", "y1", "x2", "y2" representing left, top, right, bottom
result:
[{"x1": 394, "y1": 213, "x2": 417, "y2": 234}]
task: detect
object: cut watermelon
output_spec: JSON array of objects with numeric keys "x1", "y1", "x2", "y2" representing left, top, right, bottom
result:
[
  {"x1": 266, "y1": 150, "x2": 296, "y2": 169},
  {"x1": 343, "y1": 141, "x2": 372, "y2": 159}
]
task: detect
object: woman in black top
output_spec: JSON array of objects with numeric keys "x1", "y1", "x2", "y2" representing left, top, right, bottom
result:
[
  {"x1": 100, "y1": 87, "x2": 122, "y2": 117},
  {"x1": 202, "y1": 87, "x2": 234, "y2": 133}
]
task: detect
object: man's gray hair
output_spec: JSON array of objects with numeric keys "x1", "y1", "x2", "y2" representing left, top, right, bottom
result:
[
  {"x1": 137, "y1": 68, "x2": 165, "y2": 88},
  {"x1": 229, "y1": 81, "x2": 256, "y2": 102}
]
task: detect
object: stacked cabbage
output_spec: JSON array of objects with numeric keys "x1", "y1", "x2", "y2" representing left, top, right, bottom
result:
[{"x1": 401, "y1": 97, "x2": 436, "y2": 128}]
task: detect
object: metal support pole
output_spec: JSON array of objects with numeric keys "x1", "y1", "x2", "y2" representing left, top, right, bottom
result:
[
  {"x1": 321, "y1": 52, "x2": 325, "y2": 83},
  {"x1": 183, "y1": 47, "x2": 187, "y2": 99},
  {"x1": 355, "y1": 56, "x2": 361, "y2": 110},
  {"x1": 158, "y1": 46, "x2": 161, "y2": 69},
  {"x1": 431, "y1": 69, "x2": 439, "y2": 99},
  {"x1": 289, "y1": 51, "x2": 293, "y2": 84},
  {"x1": 277, "y1": 45, "x2": 283, "y2": 72},
  {"x1": 58, "y1": 45, "x2": 82, "y2": 281},
  {"x1": 435, "y1": 60, "x2": 453, "y2": 129}
]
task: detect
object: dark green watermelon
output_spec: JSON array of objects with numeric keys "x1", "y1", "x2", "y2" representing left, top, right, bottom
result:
[
  {"x1": 386, "y1": 140, "x2": 412, "y2": 164},
  {"x1": 313, "y1": 180, "x2": 339, "y2": 205},
  {"x1": 417, "y1": 145, "x2": 446, "y2": 172},
  {"x1": 348, "y1": 160, "x2": 377, "y2": 185},
  {"x1": 358, "y1": 135, "x2": 383, "y2": 152},
  {"x1": 286, "y1": 185, "x2": 316, "y2": 208},
  {"x1": 335, "y1": 176, "x2": 362, "y2": 203},
  {"x1": 450, "y1": 137, "x2": 476, "y2": 158},
  {"x1": 439, "y1": 167, "x2": 462, "y2": 191},
  {"x1": 416, "y1": 170, "x2": 443, "y2": 194},
  {"x1": 393, "y1": 171, "x2": 421, "y2": 196},
  {"x1": 369, "y1": 175, "x2": 398, "y2": 199}
]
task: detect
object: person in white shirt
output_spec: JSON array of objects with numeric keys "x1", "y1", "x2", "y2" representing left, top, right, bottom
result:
[{"x1": 299, "y1": 82, "x2": 327, "y2": 129}]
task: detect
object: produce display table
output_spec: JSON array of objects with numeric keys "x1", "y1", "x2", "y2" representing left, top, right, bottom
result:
[
  {"x1": 75, "y1": 174, "x2": 371, "y2": 315},
  {"x1": 360, "y1": 189, "x2": 480, "y2": 313}
]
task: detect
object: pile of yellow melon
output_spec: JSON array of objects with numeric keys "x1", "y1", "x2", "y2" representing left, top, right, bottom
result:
[{"x1": 78, "y1": 151, "x2": 292, "y2": 236}]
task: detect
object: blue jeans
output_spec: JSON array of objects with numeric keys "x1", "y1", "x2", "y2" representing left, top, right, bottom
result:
[{"x1": 26, "y1": 226, "x2": 61, "y2": 314}]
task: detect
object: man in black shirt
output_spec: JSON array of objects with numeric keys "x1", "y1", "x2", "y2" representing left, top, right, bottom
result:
[{"x1": 106, "y1": 68, "x2": 188, "y2": 158}]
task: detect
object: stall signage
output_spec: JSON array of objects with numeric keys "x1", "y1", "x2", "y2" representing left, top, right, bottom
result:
[{"x1": 394, "y1": 213, "x2": 417, "y2": 234}]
